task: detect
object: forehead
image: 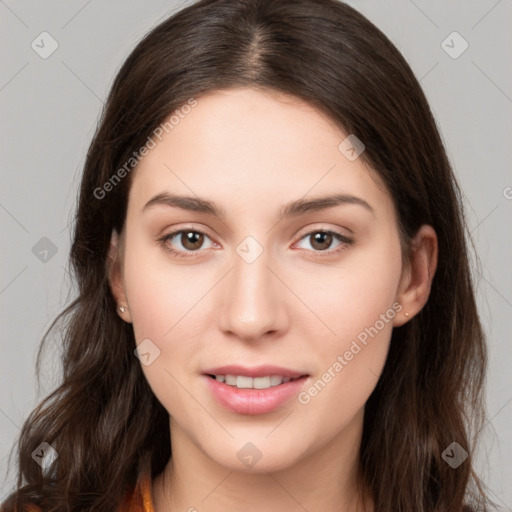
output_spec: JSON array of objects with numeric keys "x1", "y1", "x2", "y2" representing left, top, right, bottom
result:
[{"x1": 128, "y1": 87, "x2": 393, "y2": 220}]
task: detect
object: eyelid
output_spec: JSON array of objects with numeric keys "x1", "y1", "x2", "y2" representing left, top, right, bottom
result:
[
  {"x1": 158, "y1": 223, "x2": 216, "y2": 245},
  {"x1": 293, "y1": 223, "x2": 353, "y2": 241}
]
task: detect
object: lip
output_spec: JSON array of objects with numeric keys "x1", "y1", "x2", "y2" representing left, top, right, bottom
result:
[
  {"x1": 202, "y1": 365, "x2": 309, "y2": 415},
  {"x1": 202, "y1": 364, "x2": 307, "y2": 379}
]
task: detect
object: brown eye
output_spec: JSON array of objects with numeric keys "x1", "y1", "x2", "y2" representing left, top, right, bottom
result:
[
  {"x1": 180, "y1": 231, "x2": 204, "y2": 251},
  {"x1": 309, "y1": 232, "x2": 333, "y2": 251},
  {"x1": 295, "y1": 229, "x2": 353, "y2": 256},
  {"x1": 160, "y1": 229, "x2": 215, "y2": 259}
]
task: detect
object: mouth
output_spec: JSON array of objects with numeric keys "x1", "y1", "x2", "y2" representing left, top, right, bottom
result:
[
  {"x1": 202, "y1": 365, "x2": 310, "y2": 415},
  {"x1": 206, "y1": 374, "x2": 306, "y2": 389}
]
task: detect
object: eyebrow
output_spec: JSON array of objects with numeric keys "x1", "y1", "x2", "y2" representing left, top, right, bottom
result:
[{"x1": 142, "y1": 192, "x2": 375, "y2": 218}]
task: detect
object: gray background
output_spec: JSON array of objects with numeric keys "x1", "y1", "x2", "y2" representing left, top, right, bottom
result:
[{"x1": 1, "y1": 0, "x2": 511, "y2": 507}]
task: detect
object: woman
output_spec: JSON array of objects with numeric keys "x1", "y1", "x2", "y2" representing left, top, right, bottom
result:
[{"x1": 1, "y1": 0, "x2": 492, "y2": 510}]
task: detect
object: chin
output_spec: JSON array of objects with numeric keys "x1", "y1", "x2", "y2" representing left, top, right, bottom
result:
[{"x1": 202, "y1": 436, "x2": 309, "y2": 474}]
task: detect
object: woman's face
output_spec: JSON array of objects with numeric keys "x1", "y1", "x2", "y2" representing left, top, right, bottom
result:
[{"x1": 114, "y1": 87, "x2": 408, "y2": 472}]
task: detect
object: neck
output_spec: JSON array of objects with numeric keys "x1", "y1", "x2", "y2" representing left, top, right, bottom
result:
[{"x1": 152, "y1": 408, "x2": 373, "y2": 512}]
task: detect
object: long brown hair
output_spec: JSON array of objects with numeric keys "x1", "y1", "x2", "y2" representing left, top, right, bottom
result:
[{"x1": 2, "y1": 0, "x2": 492, "y2": 510}]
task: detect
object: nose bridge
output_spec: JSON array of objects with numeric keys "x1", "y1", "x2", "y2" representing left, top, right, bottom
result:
[{"x1": 218, "y1": 235, "x2": 287, "y2": 339}]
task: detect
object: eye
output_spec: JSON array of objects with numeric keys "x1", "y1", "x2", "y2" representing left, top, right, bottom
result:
[
  {"x1": 159, "y1": 227, "x2": 353, "y2": 260},
  {"x1": 159, "y1": 229, "x2": 215, "y2": 259},
  {"x1": 294, "y1": 229, "x2": 353, "y2": 256}
]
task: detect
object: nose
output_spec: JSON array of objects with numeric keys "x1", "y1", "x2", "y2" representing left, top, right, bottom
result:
[{"x1": 218, "y1": 244, "x2": 289, "y2": 342}]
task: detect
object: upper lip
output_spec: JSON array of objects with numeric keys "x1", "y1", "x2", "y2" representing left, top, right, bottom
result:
[{"x1": 203, "y1": 365, "x2": 308, "y2": 379}]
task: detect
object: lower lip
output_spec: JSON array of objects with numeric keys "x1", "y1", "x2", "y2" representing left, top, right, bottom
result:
[{"x1": 204, "y1": 375, "x2": 309, "y2": 415}]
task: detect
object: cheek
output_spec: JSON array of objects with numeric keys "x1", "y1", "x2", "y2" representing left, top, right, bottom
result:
[
  {"x1": 122, "y1": 234, "x2": 206, "y2": 342},
  {"x1": 301, "y1": 233, "x2": 402, "y2": 347},
  {"x1": 122, "y1": 239, "x2": 215, "y2": 387},
  {"x1": 295, "y1": 301, "x2": 397, "y2": 438},
  {"x1": 295, "y1": 235, "x2": 402, "y2": 407},
  {"x1": 122, "y1": 248, "x2": 203, "y2": 415}
]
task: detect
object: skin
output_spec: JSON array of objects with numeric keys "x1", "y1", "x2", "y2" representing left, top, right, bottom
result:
[{"x1": 109, "y1": 87, "x2": 438, "y2": 512}]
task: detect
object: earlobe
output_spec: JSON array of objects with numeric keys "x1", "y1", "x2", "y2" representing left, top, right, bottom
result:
[
  {"x1": 393, "y1": 224, "x2": 438, "y2": 327},
  {"x1": 107, "y1": 230, "x2": 133, "y2": 323}
]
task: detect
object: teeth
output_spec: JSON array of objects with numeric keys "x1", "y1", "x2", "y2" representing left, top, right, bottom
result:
[
  {"x1": 236, "y1": 376, "x2": 253, "y2": 389},
  {"x1": 212, "y1": 374, "x2": 299, "y2": 389},
  {"x1": 253, "y1": 376, "x2": 270, "y2": 389},
  {"x1": 225, "y1": 375, "x2": 237, "y2": 385},
  {"x1": 270, "y1": 375, "x2": 283, "y2": 386}
]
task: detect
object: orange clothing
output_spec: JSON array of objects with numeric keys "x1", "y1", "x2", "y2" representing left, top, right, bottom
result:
[
  {"x1": 8, "y1": 468, "x2": 155, "y2": 512},
  {"x1": 121, "y1": 467, "x2": 155, "y2": 512}
]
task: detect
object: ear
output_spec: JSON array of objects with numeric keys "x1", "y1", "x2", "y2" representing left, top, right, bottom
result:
[
  {"x1": 393, "y1": 224, "x2": 438, "y2": 327},
  {"x1": 107, "y1": 229, "x2": 132, "y2": 323}
]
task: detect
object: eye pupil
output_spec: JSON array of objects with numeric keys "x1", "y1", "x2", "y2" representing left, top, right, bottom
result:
[
  {"x1": 311, "y1": 232, "x2": 332, "y2": 251},
  {"x1": 182, "y1": 231, "x2": 203, "y2": 250}
]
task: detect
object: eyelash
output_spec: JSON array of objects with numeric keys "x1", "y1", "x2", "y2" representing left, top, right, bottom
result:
[{"x1": 158, "y1": 227, "x2": 353, "y2": 260}]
